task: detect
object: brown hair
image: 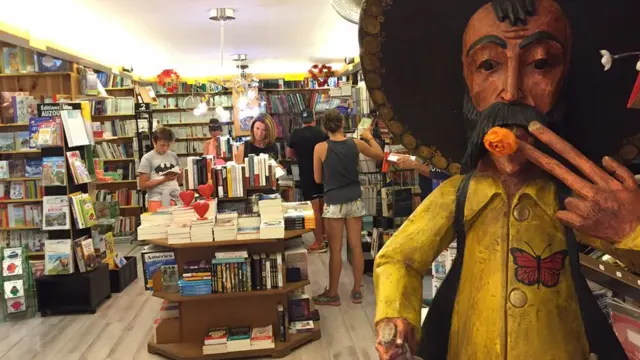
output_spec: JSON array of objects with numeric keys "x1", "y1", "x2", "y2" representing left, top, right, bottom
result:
[
  {"x1": 250, "y1": 113, "x2": 277, "y2": 145},
  {"x1": 322, "y1": 109, "x2": 344, "y2": 133},
  {"x1": 152, "y1": 126, "x2": 175, "y2": 142}
]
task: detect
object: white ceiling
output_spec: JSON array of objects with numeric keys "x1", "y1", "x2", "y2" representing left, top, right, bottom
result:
[{"x1": 4, "y1": 0, "x2": 360, "y2": 78}]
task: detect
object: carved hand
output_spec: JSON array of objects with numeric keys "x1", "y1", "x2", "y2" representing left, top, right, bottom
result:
[
  {"x1": 519, "y1": 121, "x2": 640, "y2": 243},
  {"x1": 375, "y1": 318, "x2": 417, "y2": 360}
]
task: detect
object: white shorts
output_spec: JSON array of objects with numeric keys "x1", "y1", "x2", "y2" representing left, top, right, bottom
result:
[{"x1": 322, "y1": 199, "x2": 366, "y2": 219}]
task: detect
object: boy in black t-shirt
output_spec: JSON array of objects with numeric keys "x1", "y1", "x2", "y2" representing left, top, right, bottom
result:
[{"x1": 286, "y1": 109, "x2": 329, "y2": 253}]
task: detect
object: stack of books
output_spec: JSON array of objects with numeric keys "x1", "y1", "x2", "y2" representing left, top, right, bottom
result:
[
  {"x1": 190, "y1": 218, "x2": 214, "y2": 243},
  {"x1": 258, "y1": 195, "x2": 284, "y2": 239},
  {"x1": 203, "y1": 327, "x2": 229, "y2": 355},
  {"x1": 214, "y1": 211, "x2": 238, "y2": 241},
  {"x1": 250, "y1": 325, "x2": 275, "y2": 350},
  {"x1": 204, "y1": 199, "x2": 218, "y2": 220},
  {"x1": 171, "y1": 206, "x2": 195, "y2": 225},
  {"x1": 236, "y1": 213, "x2": 260, "y2": 240},
  {"x1": 167, "y1": 223, "x2": 190, "y2": 244},
  {"x1": 282, "y1": 201, "x2": 315, "y2": 230},
  {"x1": 137, "y1": 209, "x2": 172, "y2": 240},
  {"x1": 179, "y1": 260, "x2": 213, "y2": 296}
]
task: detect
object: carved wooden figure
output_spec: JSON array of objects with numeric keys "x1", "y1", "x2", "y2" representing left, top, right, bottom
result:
[{"x1": 359, "y1": 0, "x2": 640, "y2": 359}]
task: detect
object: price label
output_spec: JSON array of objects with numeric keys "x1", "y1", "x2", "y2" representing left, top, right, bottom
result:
[
  {"x1": 599, "y1": 264, "x2": 605, "y2": 271},
  {"x1": 616, "y1": 271, "x2": 622, "y2": 278},
  {"x1": 136, "y1": 103, "x2": 151, "y2": 112}
]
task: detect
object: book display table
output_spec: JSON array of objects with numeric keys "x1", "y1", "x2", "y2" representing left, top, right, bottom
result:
[{"x1": 147, "y1": 229, "x2": 321, "y2": 359}]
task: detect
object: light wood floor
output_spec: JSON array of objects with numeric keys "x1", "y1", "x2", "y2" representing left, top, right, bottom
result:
[{"x1": 0, "y1": 234, "x2": 383, "y2": 360}]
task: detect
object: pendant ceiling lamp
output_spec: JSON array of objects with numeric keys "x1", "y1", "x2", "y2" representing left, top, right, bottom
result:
[{"x1": 193, "y1": 8, "x2": 236, "y2": 119}]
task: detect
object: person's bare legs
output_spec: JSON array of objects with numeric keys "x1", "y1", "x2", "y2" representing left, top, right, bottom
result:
[
  {"x1": 326, "y1": 218, "x2": 344, "y2": 296},
  {"x1": 345, "y1": 216, "x2": 364, "y2": 301},
  {"x1": 307, "y1": 198, "x2": 328, "y2": 253}
]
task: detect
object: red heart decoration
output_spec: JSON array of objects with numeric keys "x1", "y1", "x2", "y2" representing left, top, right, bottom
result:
[
  {"x1": 198, "y1": 183, "x2": 214, "y2": 199},
  {"x1": 179, "y1": 191, "x2": 195, "y2": 206},
  {"x1": 193, "y1": 200, "x2": 210, "y2": 219}
]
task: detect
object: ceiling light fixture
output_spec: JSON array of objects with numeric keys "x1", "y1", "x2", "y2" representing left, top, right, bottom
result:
[
  {"x1": 209, "y1": 8, "x2": 236, "y2": 69},
  {"x1": 231, "y1": 54, "x2": 247, "y2": 62}
]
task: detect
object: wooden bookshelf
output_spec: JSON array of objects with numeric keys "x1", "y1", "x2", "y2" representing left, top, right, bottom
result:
[
  {"x1": 0, "y1": 150, "x2": 40, "y2": 155},
  {"x1": 146, "y1": 228, "x2": 320, "y2": 359},
  {"x1": 94, "y1": 136, "x2": 136, "y2": 143},
  {"x1": 153, "y1": 280, "x2": 309, "y2": 302},
  {"x1": 0, "y1": 199, "x2": 42, "y2": 204},
  {"x1": 149, "y1": 325, "x2": 321, "y2": 360},
  {"x1": 148, "y1": 229, "x2": 311, "y2": 249},
  {"x1": 91, "y1": 114, "x2": 136, "y2": 118}
]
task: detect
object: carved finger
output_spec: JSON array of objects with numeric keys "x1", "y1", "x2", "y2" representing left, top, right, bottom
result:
[
  {"x1": 395, "y1": 321, "x2": 408, "y2": 346},
  {"x1": 556, "y1": 210, "x2": 586, "y2": 230},
  {"x1": 564, "y1": 197, "x2": 592, "y2": 218},
  {"x1": 602, "y1": 156, "x2": 637, "y2": 189},
  {"x1": 527, "y1": 121, "x2": 613, "y2": 186},
  {"x1": 518, "y1": 141, "x2": 595, "y2": 198}
]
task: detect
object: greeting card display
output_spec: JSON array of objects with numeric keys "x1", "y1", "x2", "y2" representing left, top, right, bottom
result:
[
  {"x1": 2, "y1": 259, "x2": 22, "y2": 276},
  {"x1": 3, "y1": 280, "x2": 24, "y2": 299}
]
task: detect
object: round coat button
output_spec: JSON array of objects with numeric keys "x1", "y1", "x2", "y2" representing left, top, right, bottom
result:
[
  {"x1": 509, "y1": 289, "x2": 528, "y2": 308},
  {"x1": 513, "y1": 204, "x2": 530, "y2": 222}
]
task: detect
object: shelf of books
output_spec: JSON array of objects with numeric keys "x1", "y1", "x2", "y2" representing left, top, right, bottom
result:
[
  {"x1": 0, "y1": 41, "x2": 140, "y2": 316},
  {"x1": 145, "y1": 226, "x2": 320, "y2": 359}
]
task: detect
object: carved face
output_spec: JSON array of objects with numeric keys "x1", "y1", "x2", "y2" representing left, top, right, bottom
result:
[{"x1": 462, "y1": 0, "x2": 571, "y2": 114}]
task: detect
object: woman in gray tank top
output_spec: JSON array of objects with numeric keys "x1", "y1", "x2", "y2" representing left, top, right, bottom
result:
[{"x1": 311, "y1": 109, "x2": 384, "y2": 306}]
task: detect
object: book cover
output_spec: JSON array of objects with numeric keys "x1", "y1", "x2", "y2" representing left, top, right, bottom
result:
[
  {"x1": 28, "y1": 116, "x2": 53, "y2": 148},
  {"x1": 8, "y1": 160, "x2": 25, "y2": 178},
  {"x1": 2, "y1": 47, "x2": 19, "y2": 74},
  {"x1": 14, "y1": 131, "x2": 30, "y2": 150},
  {"x1": 44, "y1": 239, "x2": 74, "y2": 275},
  {"x1": 65, "y1": 151, "x2": 92, "y2": 184},
  {"x1": 42, "y1": 196, "x2": 70, "y2": 230},
  {"x1": 0, "y1": 133, "x2": 15, "y2": 151},
  {"x1": 42, "y1": 156, "x2": 66, "y2": 186},
  {"x1": 142, "y1": 251, "x2": 176, "y2": 291},
  {"x1": 13, "y1": 96, "x2": 36, "y2": 124},
  {"x1": 25, "y1": 159, "x2": 42, "y2": 178},
  {"x1": 0, "y1": 92, "x2": 28, "y2": 124},
  {"x1": 204, "y1": 327, "x2": 229, "y2": 345},
  {"x1": 0, "y1": 160, "x2": 9, "y2": 179}
]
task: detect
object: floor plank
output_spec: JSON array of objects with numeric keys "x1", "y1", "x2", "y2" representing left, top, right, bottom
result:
[{"x1": 0, "y1": 234, "x2": 381, "y2": 360}]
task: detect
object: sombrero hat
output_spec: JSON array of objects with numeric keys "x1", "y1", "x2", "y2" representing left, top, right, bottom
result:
[{"x1": 359, "y1": 0, "x2": 640, "y2": 174}]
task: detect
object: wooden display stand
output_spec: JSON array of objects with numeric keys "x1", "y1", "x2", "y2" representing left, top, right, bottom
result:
[{"x1": 146, "y1": 229, "x2": 321, "y2": 359}]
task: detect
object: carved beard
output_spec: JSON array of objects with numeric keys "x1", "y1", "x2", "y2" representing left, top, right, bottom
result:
[{"x1": 460, "y1": 92, "x2": 566, "y2": 173}]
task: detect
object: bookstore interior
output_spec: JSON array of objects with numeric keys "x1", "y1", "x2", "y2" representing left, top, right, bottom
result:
[{"x1": 1, "y1": 0, "x2": 640, "y2": 360}]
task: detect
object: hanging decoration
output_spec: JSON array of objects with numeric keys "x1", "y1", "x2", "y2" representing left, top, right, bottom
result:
[
  {"x1": 308, "y1": 64, "x2": 334, "y2": 87},
  {"x1": 156, "y1": 69, "x2": 181, "y2": 93}
]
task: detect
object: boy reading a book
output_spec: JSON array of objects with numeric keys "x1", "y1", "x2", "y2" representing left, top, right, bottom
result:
[{"x1": 138, "y1": 127, "x2": 182, "y2": 212}]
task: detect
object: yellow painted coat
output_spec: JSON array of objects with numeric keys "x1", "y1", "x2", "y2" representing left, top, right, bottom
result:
[{"x1": 374, "y1": 173, "x2": 640, "y2": 360}]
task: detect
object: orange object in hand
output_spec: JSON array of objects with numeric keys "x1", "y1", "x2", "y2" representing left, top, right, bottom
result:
[{"x1": 483, "y1": 127, "x2": 518, "y2": 156}]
